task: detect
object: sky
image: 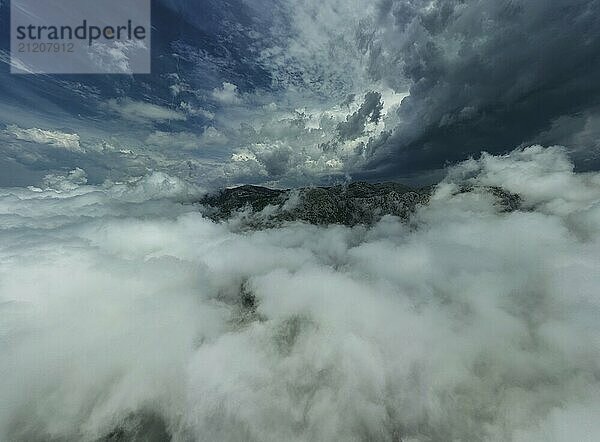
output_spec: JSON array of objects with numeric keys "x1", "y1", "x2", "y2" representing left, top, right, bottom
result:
[{"x1": 1, "y1": 0, "x2": 599, "y2": 188}]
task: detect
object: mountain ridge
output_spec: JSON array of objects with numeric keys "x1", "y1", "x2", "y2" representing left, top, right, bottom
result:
[{"x1": 198, "y1": 181, "x2": 521, "y2": 228}]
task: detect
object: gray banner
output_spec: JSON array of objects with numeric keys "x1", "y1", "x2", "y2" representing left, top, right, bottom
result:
[{"x1": 10, "y1": 0, "x2": 150, "y2": 74}]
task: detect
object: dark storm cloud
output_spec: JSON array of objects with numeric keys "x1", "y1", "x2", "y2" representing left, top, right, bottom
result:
[
  {"x1": 532, "y1": 107, "x2": 600, "y2": 170},
  {"x1": 337, "y1": 91, "x2": 383, "y2": 141},
  {"x1": 363, "y1": 0, "x2": 600, "y2": 177}
]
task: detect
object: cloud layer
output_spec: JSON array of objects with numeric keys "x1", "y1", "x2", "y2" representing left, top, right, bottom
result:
[{"x1": 1, "y1": 146, "x2": 599, "y2": 441}]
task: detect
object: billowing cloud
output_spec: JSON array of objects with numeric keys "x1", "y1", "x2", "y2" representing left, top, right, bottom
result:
[
  {"x1": 1, "y1": 146, "x2": 599, "y2": 441},
  {"x1": 242, "y1": 0, "x2": 600, "y2": 179},
  {"x1": 358, "y1": 0, "x2": 600, "y2": 176}
]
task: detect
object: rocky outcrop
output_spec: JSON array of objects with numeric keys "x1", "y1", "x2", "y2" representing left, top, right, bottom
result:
[
  {"x1": 199, "y1": 182, "x2": 430, "y2": 227},
  {"x1": 198, "y1": 181, "x2": 521, "y2": 228}
]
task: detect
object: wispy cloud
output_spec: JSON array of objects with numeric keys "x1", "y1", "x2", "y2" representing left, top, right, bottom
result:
[
  {"x1": 146, "y1": 127, "x2": 227, "y2": 149},
  {"x1": 3, "y1": 124, "x2": 82, "y2": 151},
  {"x1": 105, "y1": 99, "x2": 187, "y2": 123}
]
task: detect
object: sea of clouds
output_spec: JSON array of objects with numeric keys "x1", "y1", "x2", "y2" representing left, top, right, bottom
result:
[{"x1": 1, "y1": 146, "x2": 599, "y2": 441}]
